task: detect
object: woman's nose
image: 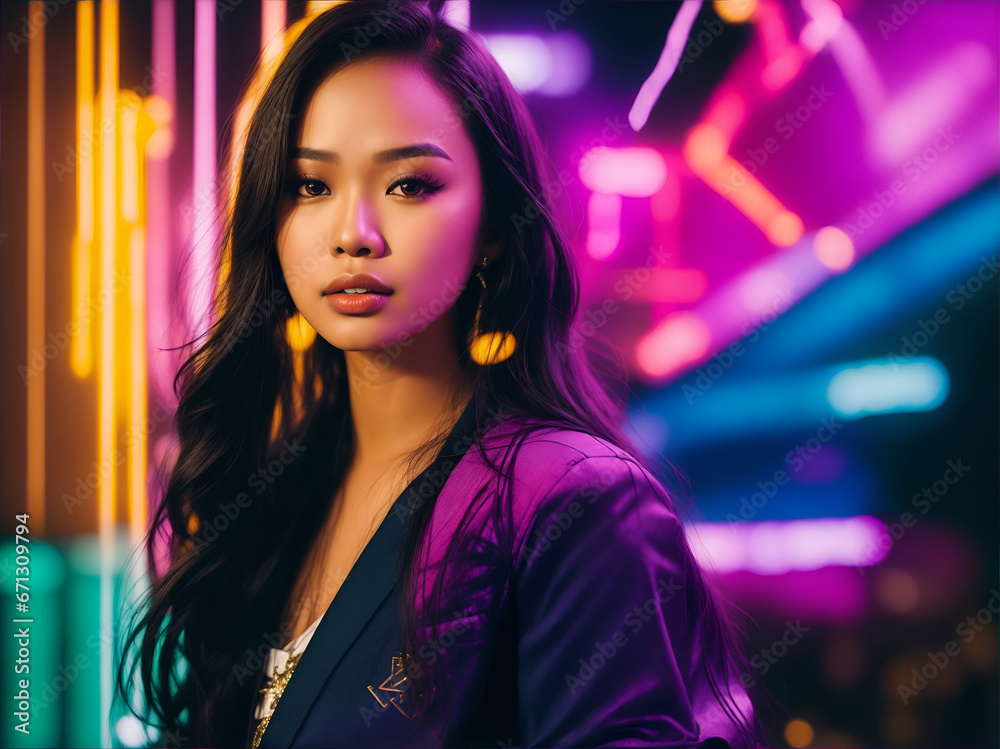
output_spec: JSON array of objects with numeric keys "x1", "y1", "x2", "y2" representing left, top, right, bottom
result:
[{"x1": 332, "y1": 191, "x2": 385, "y2": 258}]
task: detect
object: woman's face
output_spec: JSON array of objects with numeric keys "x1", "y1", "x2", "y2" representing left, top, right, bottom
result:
[{"x1": 275, "y1": 55, "x2": 496, "y2": 355}]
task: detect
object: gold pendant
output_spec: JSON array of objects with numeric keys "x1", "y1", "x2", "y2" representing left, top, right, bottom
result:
[{"x1": 366, "y1": 652, "x2": 424, "y2": 719}]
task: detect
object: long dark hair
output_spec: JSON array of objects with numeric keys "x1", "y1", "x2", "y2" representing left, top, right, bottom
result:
[{"x1": 116, "y1": 1, "x2": 763, "y2": 746}]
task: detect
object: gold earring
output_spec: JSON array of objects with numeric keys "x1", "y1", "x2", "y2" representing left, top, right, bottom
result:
[{"x1": 468, "y1": 256, "x2": 516, "y2": 366}]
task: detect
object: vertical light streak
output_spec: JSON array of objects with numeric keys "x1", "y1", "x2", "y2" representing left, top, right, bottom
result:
[
  {"x1": 27, "y1": 1, "x2": 46, "y2": 534},
  {"x1": 261, "y1": 0, "x2": 287, "y2": 66},
  {"x1": 98, "y1": 2, "x2": 119, "y2": 745},
  {"x1": 190, "y1": 0, "x2": 217, "y2": 338},
  {"x1": 74, "y1": 1, "x2": 95, "y2": 378},
  {"x1": 148, "y1": 0, "x2": 176, "y2": 575},
  {"x1": 119, "y1": 93, "x2": 148, "y2": 545}
]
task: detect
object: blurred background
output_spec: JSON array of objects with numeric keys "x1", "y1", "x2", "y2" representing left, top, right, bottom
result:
[{"x1": 1, "y1": 0, "x2": 997, "y2": 746}]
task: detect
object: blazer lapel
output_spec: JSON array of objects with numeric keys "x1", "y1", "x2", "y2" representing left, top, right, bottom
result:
[
  {"x1": 258, "y1": 399, "x2": 495, "y2": 748},
  {"x1": 257, "y1": 498, "x2": 410, "y2": 748}
]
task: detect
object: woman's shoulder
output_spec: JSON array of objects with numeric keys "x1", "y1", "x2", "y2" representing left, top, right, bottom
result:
[
  {"x1": 472, "y1": 414, "x2": 673, "y2": 538},
  {"x1": 480, "y1": 413, "x2": 644, "y2": 480}
]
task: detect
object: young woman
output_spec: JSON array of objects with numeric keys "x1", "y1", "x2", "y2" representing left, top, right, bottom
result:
[{"x1": 118, "y1": 2, "x2": 762, "y2": 747}]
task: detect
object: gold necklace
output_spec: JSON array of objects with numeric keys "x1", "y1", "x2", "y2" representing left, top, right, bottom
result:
[{"x1": 252, "y1": 651, "x2": 303, "y2": 749}]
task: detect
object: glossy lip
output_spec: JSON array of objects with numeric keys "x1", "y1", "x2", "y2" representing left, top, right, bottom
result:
[
  {"x1": 322, "y1": 272, "x2": 394, "y2": 295},
  {"x1": 324, "y1": 291, "x2": 392, "y2": 315}
]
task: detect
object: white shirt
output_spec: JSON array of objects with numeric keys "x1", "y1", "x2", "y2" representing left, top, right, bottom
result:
[{"x1": 254, "y1": 610, "x2": 326, "y2": 721}]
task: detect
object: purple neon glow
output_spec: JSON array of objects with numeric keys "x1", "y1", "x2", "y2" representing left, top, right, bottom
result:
[
  {"x1": 586, "y1": 192, "x2": 621, "y2": 259},
  {"x1": 189, "y1": 0, "x2": 218, "y2": 340},
  {"x1": 483, "y1": 33, "x2": 591, "y2": 96},
  {"x1": 484, "y1": 35, "x2": 551, "y2": 93},
  {"x1": 579, "y1": 147, "x2": 668, "y2": 197},
  {"x1": 688, "y1": 516, "x2": 890, "y2": 574},
  {"x1": 628, "y1": 0, "x2": 703, "y2": 132},
  {"x1": 872, "y1": 41, "x2": 995, "y2": 165}
]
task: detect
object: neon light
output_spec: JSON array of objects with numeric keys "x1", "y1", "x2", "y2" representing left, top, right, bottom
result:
[
  {"x1": 73, "y1": 0, "x2": 95, "y2": 379},
  {"x1": 628, "y1": 0, "x2": 703, "y2": 131},
  {"x1": 688, "y1": 516, "x2": 889, "y2": 574},
  {"x1": 579, "y1": 147, "x2": 667, "y2": 197},
  {"x1": 813, "y1": 226, "x2": 854, "y2": 271},
  {"x1": 441, "y1": 0, "x2": 470, "y2": 31},
  {"x1": 827, "y1": 358, "x2": 949, "y2": 418},
  {"x1": 585, "y1": 192, "x2": 622, "y2": 259},
  {"x1": 484, "y1": 35, "x2": 552, "y2": 93},
  {"x1": 261, "y1": 0, "x2": 288, "y2": 65},
  {"x1": 190, "y1": 0, "x2": 218, "y2": 338},
  {"x1": 713, "y1": 0, "x2": 757, "y2": 24},
  {"x1": 636, "y1": 312, "x2": 712, "y2": 378}
]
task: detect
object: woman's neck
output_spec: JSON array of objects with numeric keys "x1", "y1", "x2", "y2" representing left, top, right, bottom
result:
[{"x1": 342, "y1": 347, "x2": 472, "y2": 467}]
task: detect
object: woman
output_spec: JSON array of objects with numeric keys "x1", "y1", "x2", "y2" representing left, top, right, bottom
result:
[{"x1": 118, "y1": 1, "x2": 762, "y2": 747}]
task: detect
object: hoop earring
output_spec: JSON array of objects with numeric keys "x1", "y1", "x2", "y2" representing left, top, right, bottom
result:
[{"x1": 468, "y1": 256, "x2": 516, "y2": 366}]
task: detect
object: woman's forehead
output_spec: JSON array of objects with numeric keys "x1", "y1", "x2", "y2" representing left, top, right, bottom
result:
[{"x1": 292, "y1": 57, "x2": 474, "y2": 161}]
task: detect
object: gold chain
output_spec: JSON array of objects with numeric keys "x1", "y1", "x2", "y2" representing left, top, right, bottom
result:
[{"x1": 252, "y1": 651, "x2": 303, "y2": 749}]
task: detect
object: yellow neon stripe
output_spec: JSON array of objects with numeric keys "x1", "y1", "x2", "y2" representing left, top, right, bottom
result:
[
  {"x1": 74, "y1": 0, "x2": 95, "y2": 378},
  {"x1": 98, "y1": 3, "x2": 119, "y2": 747}
]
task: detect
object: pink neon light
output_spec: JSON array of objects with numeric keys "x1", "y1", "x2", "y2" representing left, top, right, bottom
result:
[
  {"x1": 585, "y1": 192, "x2": 621, "y2": 259},
  {"x1": 753, "y1": 0, "x2": 792, "y2": 65},
  {"x1": 813, "y1": 226, "x2": 855, "y2": 272},
  {"x1": 628, "y1": 0, "x2": 703, "y2": 132},
  {"x1": 688, "y1": 516, "x2": 890, "y2": 575},
  {"x1": 578, "y1": 147, "x2": 668, "y2": 197},
  {"x1": 636, "y1": 312, "x2": 711, "y2": 378},
  {"x1": 148, "y1": 0, "x2": 177, "y2": 574},
  {"x1": 873, "y1": 41, "x2": 995, "y2": 165},
  {"x1": 190, "y1": 0, "x2": 218, "y2": 339},
  {"x1": 261, "y1": 0, "x2": 287, "y2": 58}
]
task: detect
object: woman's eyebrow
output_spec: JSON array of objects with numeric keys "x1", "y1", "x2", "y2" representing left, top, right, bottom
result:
[{"x1": 288, "y1": 143, "x2": 453, "y2": 164}]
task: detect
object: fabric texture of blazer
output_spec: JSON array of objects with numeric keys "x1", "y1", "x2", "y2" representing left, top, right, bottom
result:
[{"x1": 252, "y1": 399, "x2": 756, "y2": 749}]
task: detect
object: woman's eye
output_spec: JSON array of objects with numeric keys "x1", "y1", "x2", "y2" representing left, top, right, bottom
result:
[
  {"x1": 289, "y1": 178, "x2": 328, "y2": 198},
  {"x1": 387, "y1": 175, "x2": 445, "y2": 200}
]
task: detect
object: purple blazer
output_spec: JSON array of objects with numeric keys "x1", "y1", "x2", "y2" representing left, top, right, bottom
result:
[{"x1": 253, "y1": 402, "x2": 755, "y2": 748}]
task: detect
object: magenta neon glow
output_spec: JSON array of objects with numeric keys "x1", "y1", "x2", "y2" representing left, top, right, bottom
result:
[
  {"x1": 189, "y1": 0, "x2": 218, "y2": 339},
  {"x1": 579, "y1": 147, "x2": 668, "y2": 197},
  {"x1": 148, "y1": 0, "x2": 177, "y2": 575},
  {"x1": 687, "y1": 516, "x2": 890, "y2": 575},
  {"x1": 585, "y1": 192, "x2": 621, "y2": 259}
]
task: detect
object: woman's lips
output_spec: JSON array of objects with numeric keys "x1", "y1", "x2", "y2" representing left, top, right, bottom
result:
[{"x1": 324, "y1": 291, "x2": 392, "y2": 315}]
